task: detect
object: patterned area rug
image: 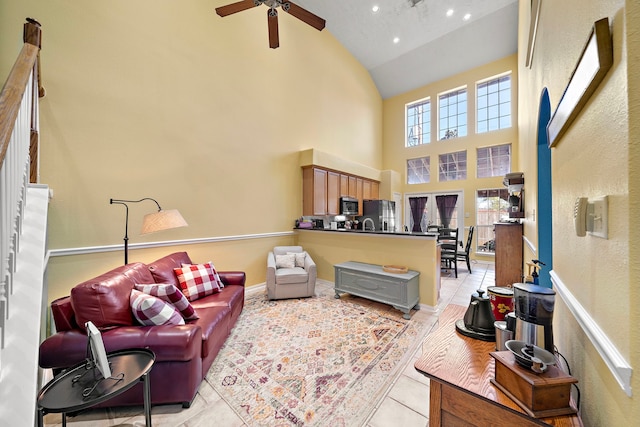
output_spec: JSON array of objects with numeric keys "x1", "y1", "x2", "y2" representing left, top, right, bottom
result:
[{"x1": 206, "y1": 281, "x2": 433, "y2": 426}]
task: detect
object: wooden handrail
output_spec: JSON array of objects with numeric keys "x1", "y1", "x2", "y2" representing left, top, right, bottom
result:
[{"x1": 0, "y1": 19, "x2": 42, "y2": 171}]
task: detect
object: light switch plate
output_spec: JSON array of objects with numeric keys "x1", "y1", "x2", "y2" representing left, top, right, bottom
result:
[{"x1": 588, "y1": 196, "x2": 608, "y2": 239}]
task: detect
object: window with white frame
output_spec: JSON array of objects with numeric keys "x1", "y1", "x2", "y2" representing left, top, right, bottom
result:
[
  {"x1": 439, "y1": 151, "x2": 467, "y2": 181},
  {"x1": 477, "y1": 144, "x2": 512, "y2": 178},
  {"x1": 407, "y1": 156, "x2": 430, "y2": 184},
  {"x1": 477, "y1": 74, "x2": 512, "y2": 133},
  {"x1": 406, "y1": 98, "x2": 431, "y2": 147},
  {"x1": 475, "y1": 188, "x2": 509, "y2": 253},
  {"x1": 438, "y1": 88, "x2": 467, "y2": 140}
]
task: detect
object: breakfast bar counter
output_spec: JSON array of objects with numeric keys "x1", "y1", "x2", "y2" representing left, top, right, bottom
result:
[
  {"x1": 295, "y1": 228, "x2": 441, "y2": 306},
  {"x1": 294, "y1": 227, "x2": 440, "y2": 238}
]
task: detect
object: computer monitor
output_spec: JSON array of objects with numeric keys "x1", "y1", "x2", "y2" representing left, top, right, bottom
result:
[{"x1": 85, "y1": 321, "x2": 111, "y2": 379}]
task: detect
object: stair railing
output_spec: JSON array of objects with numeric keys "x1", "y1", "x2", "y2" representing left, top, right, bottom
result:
[{"x1": 0, "y1": 18, "x2": 43, "y2": 359}]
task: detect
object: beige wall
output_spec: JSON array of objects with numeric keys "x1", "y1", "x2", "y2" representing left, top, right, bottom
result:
[
  {"x1": 382, "y1": 54, "x2": 519, "y2": 248},
  {"x1": 3, "y1": 1, "x2": 638, "y2": 424},
  {"x1": 517, "y1": 0, "x2": 637, "y2": 425},
  {"x1": 0, "y1": 1, "x2": 382, "y2": 299}
]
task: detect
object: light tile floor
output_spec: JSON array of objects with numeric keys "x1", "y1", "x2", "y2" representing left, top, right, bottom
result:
[
  {"x1": 365, "y1": 260, "x2": 495, "y2": 427},
  {"x1": 42, "y1": 260, "x2": 496, "y2": 427}
]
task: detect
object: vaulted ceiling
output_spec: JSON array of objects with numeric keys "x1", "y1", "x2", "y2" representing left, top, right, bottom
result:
[{"x1": 294, "y1": 0, "x2": 519, "y2": 98}]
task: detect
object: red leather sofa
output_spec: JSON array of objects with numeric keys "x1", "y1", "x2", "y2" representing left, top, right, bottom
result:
[{"x1": 38, "y1": 252, "x2": 245, "y2": 408}]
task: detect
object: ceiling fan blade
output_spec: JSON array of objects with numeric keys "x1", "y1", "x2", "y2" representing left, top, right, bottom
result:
[
  {"x1": 282, "y1": 1, "x2": 326, "y2": 31},
  {"x1": 215, "y1": 0, "x2": 259, "y2": 17},
  {"x1": 268, "y1": 9, "x2": 279, "y2": 49}
]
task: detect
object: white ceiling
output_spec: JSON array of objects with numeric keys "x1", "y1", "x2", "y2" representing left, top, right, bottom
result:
[{"x1": 293, "y1": 0, "x2": 519, "y2": 99}]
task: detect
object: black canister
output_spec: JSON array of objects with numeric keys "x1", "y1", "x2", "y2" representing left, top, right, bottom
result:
[{"x1": 513, "y1": 283, "x2": 556, "y2": 326}]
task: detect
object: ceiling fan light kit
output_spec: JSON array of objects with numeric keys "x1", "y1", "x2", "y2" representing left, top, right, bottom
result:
[{"x1": 215, "y1": 0, "x2": 325, "y2": 49}]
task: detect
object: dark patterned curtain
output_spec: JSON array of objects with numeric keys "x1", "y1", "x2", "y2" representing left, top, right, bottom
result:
[
  {"x1": 436, "y1": 195, "x2": 458, "y2": 228},
  {"x1": 409, "y1": 197, "x2": 427, "y2": 232}
]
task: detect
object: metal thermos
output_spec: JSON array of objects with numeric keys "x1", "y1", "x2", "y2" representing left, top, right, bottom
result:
[
  {"x1": 513, "y1": 283, "x2": 556, "y2": 353},
  {"x1": 494, "y1": 320, "x2": 512, "y2": 351}
]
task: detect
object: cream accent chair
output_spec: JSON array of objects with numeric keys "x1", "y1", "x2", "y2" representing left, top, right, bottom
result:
[{"x1": 266, "y1": 246, "x2": 317, "y2": 300}]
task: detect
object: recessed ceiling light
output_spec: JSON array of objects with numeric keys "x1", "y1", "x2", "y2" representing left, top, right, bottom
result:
[
  {"x1": 446, "y1": 9, "x2": 454, "y2": 17},
  {"x1": 372, "y1": 5, "x2": 379, "y2": 13},
  {"x1": 393, "y1": 37, "x2": 400, "y2": 44},
  {"x1": 463, "y1": 13, "x2": 471, "y2": 21}
]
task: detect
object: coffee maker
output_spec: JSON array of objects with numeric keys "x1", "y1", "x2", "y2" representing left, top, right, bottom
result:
[{"x1": 512, "y1": 283, "x2": 556, "y2": 353}]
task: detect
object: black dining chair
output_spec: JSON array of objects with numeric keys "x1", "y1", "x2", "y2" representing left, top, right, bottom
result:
[
  {"x1": 456, "y1": 226, "x2": 474, "y2": 273},
  {"x1": 439, "y1": 228, "x2": 459, "y2": 278}
]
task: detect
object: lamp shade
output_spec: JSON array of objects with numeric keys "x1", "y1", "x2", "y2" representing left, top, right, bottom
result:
[{"x1": 141, "y1": 209, "x2": 188, "y2": 235}]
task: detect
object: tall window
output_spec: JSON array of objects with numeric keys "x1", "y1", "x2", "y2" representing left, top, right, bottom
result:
[
  {"x1": 477, "y1": 74, "x2": 512, "y2": 133},
  {"x1": 407, "y1": 156, "x2": 430, "y2": 184},
  {"x1": 406, "y1": 98, "x2": 431, "y2": 147},
  {"x1": 477, "y1": 144, "x2": 512, "y2": 178},
  {"x1": 476, "y1": 188, "x2": 509, "y2": 253},
  {"x1": 438, "y1": 88, "x2": 467, "y2": 140},
  {"x1": 439, "y1": 151, "x2": 467, "y2": 181}
]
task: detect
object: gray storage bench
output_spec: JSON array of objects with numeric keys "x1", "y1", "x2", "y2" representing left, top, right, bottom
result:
[{"x1": 334, "y1": 261, "x2": 420, "y2": 319}]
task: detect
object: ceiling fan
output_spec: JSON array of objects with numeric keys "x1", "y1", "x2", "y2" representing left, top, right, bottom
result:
[{"x1": 215, "y1": 0, "x2": 326, "y2": 49}]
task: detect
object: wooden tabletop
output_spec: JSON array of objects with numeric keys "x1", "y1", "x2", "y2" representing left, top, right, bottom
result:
[{"x1": 414, "y1": 304, "x2": 582, "y2": 427}]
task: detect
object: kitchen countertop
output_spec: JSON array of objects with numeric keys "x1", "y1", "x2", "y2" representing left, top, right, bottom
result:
[{"x1": 294, "y1": 227, "x2": 439, "y2": 238}]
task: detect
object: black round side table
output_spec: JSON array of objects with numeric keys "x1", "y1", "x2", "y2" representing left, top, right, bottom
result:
[{"x1": 37, "y1": 348, "x2": 155, "y2": 427}]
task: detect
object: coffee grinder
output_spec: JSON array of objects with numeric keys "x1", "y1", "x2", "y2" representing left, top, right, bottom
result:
[{"x1": 512, "y1": 283, "x2": 556, "y2": 353}]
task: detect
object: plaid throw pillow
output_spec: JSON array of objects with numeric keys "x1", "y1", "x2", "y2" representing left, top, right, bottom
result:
[
  {"x1": 182, "y1": 261, "x2": 225, "y2": 289},
  {"x1": 130, "y1": 289, "x2": 185, "y2": 326},
  {"x1": 174, "y1": 262, "x2": 221, "y2": 302},
  {"x1": 134, "y1": 283, "x2": 199, "y2": 320}
]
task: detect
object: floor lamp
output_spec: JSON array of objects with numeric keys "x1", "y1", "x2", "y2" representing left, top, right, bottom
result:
[{"x1": 110, "y1": 198, "x2": 188, "y2": 265}]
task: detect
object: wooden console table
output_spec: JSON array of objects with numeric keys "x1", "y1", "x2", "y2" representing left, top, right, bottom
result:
[{"x1": 414, "y1": 305, "x2": 582, "y2": 427}]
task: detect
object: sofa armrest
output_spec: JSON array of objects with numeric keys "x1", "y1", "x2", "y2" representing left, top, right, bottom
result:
[
  {"x1": 219, "y1": 271, "x2": 246, "y2": 287},
  {"x1": 50, "y1": 295, "x2": 78, "y2": 332},
  {"x1": 266, "y1": 252, "x2": 276, "y2": 286},
  {"x1": 304, "y1": 253, "x2": 317, "y2": 284},
  {"x1": 39, "y1": 329, "x2": 88, "y2": 369},
  {"x1": 39, "y1": 324, "x2": 202, "y2": 369}
]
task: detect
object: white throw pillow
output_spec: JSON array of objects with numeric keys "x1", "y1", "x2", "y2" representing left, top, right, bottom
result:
[
  {"x1": 287, "y1": 251, "x2": 306, "y2": 268},
  {"x1": 275, "y1": 253, "x2": 296, "y2": 269}
]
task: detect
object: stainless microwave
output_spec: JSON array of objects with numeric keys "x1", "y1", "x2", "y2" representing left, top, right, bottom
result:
[{"x1": 340, "y1": 197, "x2": 359, "y2": 215}]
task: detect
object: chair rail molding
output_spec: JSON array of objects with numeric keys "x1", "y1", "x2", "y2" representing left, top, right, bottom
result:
[
  {"x1": 523, "y1": 235, "x2": 537, "y2": 255},
  {"x1": 550, "y1": 270, "x2": 632, "y2": 396},
  {"x1": 48, "y1": 231, "x2": 295, "y2": 258}
]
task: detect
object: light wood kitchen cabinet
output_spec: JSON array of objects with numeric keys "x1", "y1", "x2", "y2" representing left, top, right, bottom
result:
[
  {"x1": 340, "y1": 174, "x2": 349, "y2": 197},
  {"x1": 494, "y1": 222, "x2": 523, "y2": 287},
  {"x1": 302, "y1": 167, "x2": 327, "y2": 216},
  {"x1": 327, "y1": 171, "x2": 340, "y2": 215},
  {"x1": 302, "y1": 166, "x2": 380, "y2": 216},
  {"x1": 348, "y1": 176, "x2": 357, "y2": 198}
]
